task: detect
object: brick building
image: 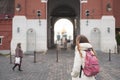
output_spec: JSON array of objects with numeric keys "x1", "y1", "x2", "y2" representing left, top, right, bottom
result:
[
  {"x1": 0, "y1": 0, "x2": 120, "y2": 54},
  {"x1": 0, "y1": 0, "x2": 14, "y2": 54}
]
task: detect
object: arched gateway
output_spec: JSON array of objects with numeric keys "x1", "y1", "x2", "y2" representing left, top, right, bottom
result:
[{"x1": 47, "y1": 0, "x2": 80, "y2": 48}]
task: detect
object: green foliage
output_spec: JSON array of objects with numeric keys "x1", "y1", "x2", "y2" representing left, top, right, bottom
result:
[{"x1": 116, "y1": 33, "x2": 120, "y2": 45}]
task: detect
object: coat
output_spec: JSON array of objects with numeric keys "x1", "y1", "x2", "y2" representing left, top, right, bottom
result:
[
  {"x1": 15, "y1": 47, "x2": 23, "y2": 64},
  {"x1": 71, "y1": 43, "x2": 96, "y2": 80},
  {"x1": 15, "y1": 47, "x2": 23, "y2": 58}
]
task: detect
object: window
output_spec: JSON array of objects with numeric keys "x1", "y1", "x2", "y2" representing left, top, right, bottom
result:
[
  {"x1": 0, "y1": 38, "x2": 1, "y2": 45},
  {"x1": 17, "y1": 27, "x2": 20, "y2": 33},
  {"x1": 81, "y1": 0, "x2": 88, "y2": 3}
]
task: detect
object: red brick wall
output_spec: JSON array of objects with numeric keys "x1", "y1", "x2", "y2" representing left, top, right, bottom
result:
[
  {"x1": 81, "y1": 0, "x2": 113, "y2": 19},
  {"x1": 14, "y1": 0, "x2": 120, "y2": 27},
  {"x1": 0, "y1": 19, "x2": 12, "y2": 50},
  {"x1": 113, "y1": 0, "x2": 120, "y2": 28},
  {"x1": 14, "y1": 0, "x2": 115, "y2": 20},
  {"x1": 15, "y1": 0, "x2": 46, "y2": 19}
]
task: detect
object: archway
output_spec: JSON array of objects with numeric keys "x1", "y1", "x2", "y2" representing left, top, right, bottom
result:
[
  {"x1": 27, "y1": 28, "x2": 36, "y2": 52},
  {"x1": 54, "y1": 18, "x2": 73, "y2": 48},
  {"x1": 47, "y1": 0, "x2": 80, "y2": 48}
]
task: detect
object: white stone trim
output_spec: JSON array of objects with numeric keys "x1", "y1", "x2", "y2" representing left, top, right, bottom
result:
[
  {"x1": 80, "y1": 16, "x2": 117, "y2": 53},
  {"x1": 11, "y1": 16, "x2": 48, "y2": 54}
]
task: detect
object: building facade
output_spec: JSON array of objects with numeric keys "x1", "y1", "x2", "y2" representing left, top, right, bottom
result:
[
  {"x1": 1, "y1": 0, "x2": 120, "y2": 54},
  {"x1": 0, "y1": 0, "x2": 14, "y2": 54},
  {"x1": 0, "y1": 19, "x2": 12, "y2": 53},
  {"x1": 80, "y1": 0, "x2": 116, "y2": 53}
]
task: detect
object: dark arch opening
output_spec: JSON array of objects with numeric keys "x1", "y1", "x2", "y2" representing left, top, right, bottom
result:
[
  {"x1": 47, "y1": 0, "x2": 80, "y2": 48},
  {"x1": 51, "y1": 5, "x2": 76, "y2": 17}
]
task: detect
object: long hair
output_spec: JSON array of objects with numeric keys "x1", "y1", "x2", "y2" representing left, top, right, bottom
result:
[
  {"x1": 76, "y1": 35, "x2": 96, "y2": 58},
  {"x1": 76, "y1": 35, "x2": 89, "y2": 58},
  {"x1": 76, "y1": 35, "x2": 94, "y2": 58}
]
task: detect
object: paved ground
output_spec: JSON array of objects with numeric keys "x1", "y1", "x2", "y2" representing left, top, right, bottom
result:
[{"x1": 0, "y1": 49, "x2": 120, "y2": 80}]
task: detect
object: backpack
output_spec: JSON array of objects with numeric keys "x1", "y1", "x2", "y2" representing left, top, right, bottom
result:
[{"x1": 82, "y1": 50, "x2": 100, "y2": 77}]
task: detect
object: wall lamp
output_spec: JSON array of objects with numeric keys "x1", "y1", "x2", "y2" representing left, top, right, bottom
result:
[
  {"x1": 106, "y1": 3, "x2": 112, "y2": 12},
  {"x1": 16, "y1": 3, "x2": 21, "y2": 12},
  {"x1": 93, "y1": 28, "x2": 97, "y2": 32},
  {"x1": 4, "y1": 15, "x2": 9, "y2": 19},
  {"x1": 37, "y1": 10, "x2": 41, "y2": 26},
  {"x1": 85, "y1": 10, "x2": 90, "y2": 26}
]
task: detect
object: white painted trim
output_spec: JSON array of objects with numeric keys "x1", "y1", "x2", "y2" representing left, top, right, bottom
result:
[
  {"x1": 80, "y1": 16, "x2": 117, "y2": 53},
  {"x1": 11, "y1": 16, "x2": 48, "y2": 54}
]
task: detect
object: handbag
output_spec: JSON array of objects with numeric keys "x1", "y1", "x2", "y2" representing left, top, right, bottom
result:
[{"x1": 15, "y1": 57, "x2": 20, "y2": 64}]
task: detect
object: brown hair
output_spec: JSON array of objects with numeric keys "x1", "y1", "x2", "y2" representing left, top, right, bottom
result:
[
  {"x1": 76, "y1": 35, "x2": 96, "y2": 58},
  {"x1": 76, "y1": 35, "x2": 89, "y2": 58}
]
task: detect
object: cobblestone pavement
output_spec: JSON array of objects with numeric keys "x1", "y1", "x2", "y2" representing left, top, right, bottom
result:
[{"x1": 0, "y1": 49, "x2": 120, "y2": 80}]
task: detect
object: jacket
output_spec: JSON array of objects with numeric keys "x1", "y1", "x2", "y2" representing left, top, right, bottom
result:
[
  {"x1": 15, "y1": 47, "x2": 23, "y2": 58},
  {"x1": 71, "y1": 43, "x2": 96, "y2": 80}
]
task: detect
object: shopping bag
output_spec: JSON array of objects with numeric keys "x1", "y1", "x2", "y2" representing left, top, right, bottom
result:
[{"x1": 15, "y1": 57, "x2": 20, "y2": 64}]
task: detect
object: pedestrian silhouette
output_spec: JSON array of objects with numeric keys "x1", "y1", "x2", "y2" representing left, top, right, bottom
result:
[{"x1": 12, "y1": 43, "x2": 23, "y2": 71}]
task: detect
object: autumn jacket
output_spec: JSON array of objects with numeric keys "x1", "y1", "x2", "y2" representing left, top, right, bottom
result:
[
  {"x1": 71, "y1": 43, "x2": 96, "y2": 80},
  {"x1": 15, "y1": 47, "x2": 23, "y2": 58}
]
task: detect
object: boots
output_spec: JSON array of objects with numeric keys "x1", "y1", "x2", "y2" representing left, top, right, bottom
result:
[
  {"x1": 12, "y1": 64, "x2": 23, "y2": 71},
  {"x1": 18, "y1": 65, "x2": 23, "y2": 71},
  {"x1": 12, "y1": 64, "x2": 17, "y2": 71}
]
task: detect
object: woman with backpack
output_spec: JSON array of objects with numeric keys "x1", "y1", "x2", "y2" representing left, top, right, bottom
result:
[{"x1": 71, "y1": 35, "x2": 98, "y2": 80}]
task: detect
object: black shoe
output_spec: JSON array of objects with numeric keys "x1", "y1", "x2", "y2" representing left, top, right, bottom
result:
[
  {"x1": 18, "y1": 69, "x2": 23, "y2": 71},
  {"x1": 12, "y1": 68, "x2": 14, "y2": 71}
]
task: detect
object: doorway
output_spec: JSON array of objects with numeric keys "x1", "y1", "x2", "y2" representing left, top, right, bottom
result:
[
  {"x1": 91, "y1": 28, "x2": 101, "y2": 50},
  {"x1": 27, "y1": 28, "x2": 36, "y2": 52}
]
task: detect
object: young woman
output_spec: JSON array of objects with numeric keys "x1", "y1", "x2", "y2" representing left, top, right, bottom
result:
[
  {"x1": 12, "y1": 43, "x2": 23, "y2": 71},
  {"x1": 71, "y1": 35, "x2": 96, "y2": 80}
]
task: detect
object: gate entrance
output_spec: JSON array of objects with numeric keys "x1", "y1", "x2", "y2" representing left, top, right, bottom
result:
[{"x1": 47, "y1": 0, "x2": 80, "y2": 48}]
